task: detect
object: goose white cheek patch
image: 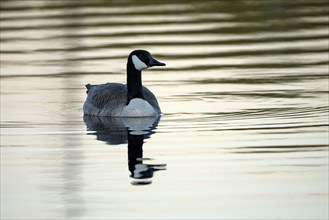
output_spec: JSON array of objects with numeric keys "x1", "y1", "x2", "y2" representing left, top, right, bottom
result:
[{"x1": 132, "y1": 55, "x2": 148, "y2": 71}]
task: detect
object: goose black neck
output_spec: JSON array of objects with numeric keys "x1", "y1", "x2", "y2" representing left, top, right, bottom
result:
[{"x1": 126, "y1": 61, "x2": 144, "y2": 105}]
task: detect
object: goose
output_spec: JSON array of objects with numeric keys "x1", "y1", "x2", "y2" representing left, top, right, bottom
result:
[{"x1": 83, "y1": 50, "x2": 166, "y2": 117}]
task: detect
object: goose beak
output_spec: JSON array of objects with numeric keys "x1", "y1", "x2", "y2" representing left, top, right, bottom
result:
[{"x1": 149, "y1": 58, "x2": 166, "y2": 67}]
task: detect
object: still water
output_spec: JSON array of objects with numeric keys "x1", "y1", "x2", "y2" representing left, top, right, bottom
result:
[{"x1": 1, "y1": 0, "x2": 328, "y2": 219}]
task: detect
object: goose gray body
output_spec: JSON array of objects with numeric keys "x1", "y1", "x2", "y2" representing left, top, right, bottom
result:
[
  {"x1": 83, "y1": 83, "x2": 161, "y2": 116},
  {"x1": 83, "y1": 50, "x2": 165, "y2": 117}
]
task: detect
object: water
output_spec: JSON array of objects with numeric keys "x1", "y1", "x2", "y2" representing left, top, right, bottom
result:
[{"x1": 1, "y1": 0, "x2": 328, "y2": 219}]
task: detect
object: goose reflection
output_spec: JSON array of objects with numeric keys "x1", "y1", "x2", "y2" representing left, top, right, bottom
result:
[{"x1": 83, "y1": 115, "x2": 166, "y2": 185}]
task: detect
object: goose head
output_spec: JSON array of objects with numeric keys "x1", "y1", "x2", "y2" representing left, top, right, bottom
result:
[{"x1": 128, "y1": 50, "x2": 166, "y2": 71}]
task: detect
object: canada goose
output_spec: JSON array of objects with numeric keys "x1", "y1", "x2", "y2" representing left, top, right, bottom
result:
[{"x1": 83, "y1": 50, "x2": 165, "y2": 117}]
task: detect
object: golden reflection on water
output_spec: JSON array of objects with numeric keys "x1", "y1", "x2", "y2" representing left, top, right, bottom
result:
[{"x1": 1, "y1": 0, "x2": 328, "y2": 219}]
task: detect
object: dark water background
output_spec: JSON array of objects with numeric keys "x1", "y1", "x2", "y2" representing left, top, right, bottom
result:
[{"x1": 1, "y1": 0, "x2": 328, "y2": 219}]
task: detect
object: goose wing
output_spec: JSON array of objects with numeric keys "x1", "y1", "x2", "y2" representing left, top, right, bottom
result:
[{"x1": 84, "y1": 83, "x2": 127, "y2": 116}]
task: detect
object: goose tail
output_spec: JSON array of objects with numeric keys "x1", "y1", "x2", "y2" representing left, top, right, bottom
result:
[{"x1": 85, "y1": 84, "x2": 95, "y2": 94}]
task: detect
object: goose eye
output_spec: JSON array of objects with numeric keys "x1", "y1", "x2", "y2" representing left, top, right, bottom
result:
[{"x1": 138, "y1": 54, "x2": 149, "y2": 64}]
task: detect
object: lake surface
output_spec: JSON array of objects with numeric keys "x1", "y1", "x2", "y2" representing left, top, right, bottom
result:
[{"x1": 1, "y1": 0, "x2": 328, "y2": 219}]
